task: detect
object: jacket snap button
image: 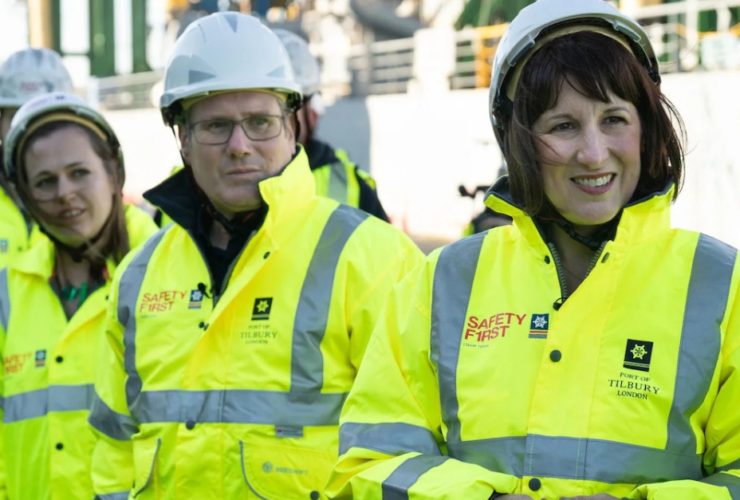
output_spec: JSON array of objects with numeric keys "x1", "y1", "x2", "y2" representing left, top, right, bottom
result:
[
  {"x1": 185, "y1": 420, "x2": 196, "y2": 430},
  {"x1": 55, "y1": 442, "x2": 64, "y2": 450},
  {"x1": 55, "y1": 355, "x2": 64, "y2": 363},
  {"x1": 528, "y1": 477, "x2": 541, "y2": 491},
  {"x1": 549, "y1": 350, "x2": 562, "y2": 362},
  {"x1": 309, "y1": 491, "x2": 319, "y2": 500}
]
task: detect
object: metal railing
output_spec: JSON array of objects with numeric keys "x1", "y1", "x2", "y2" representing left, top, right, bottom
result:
[{"x1": 89, "y1": 0, "x2": 740, "y2": 109}]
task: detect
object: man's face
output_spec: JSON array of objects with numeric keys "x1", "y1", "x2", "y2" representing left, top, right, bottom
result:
[{"x1": 179, "y1": 91, "x2": 295, "y2": 217}]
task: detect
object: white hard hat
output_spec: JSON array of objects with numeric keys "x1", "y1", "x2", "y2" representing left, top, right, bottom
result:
[
  {"x1": 273, "y1": 29, "x2": 321, "y2": 96},
  {"x1": 160, "y1": 12, "x2": 302, "y2": 126},
  {"x1": 489, "y1": 0, "x2": 659, "y2": 148},
  {"x1": 3, "y1": 92, "x2": 124, "y2": 185},
  {"x1": 0, "y1": 48, "x2": 74, "y2": 108}
]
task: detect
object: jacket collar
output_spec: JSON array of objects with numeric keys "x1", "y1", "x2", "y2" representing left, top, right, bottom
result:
[
  {"x1": 485, "y1": 177, "x2": 674, "y2": 248},
  {"x1": 144, "y1": 146, "x2": 316, "y2": 238}
]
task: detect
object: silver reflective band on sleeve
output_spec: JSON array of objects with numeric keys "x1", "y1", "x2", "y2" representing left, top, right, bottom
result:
[
  {"x1": 291, "y1": 205, "x2": 367, "y2": 393},
  {"x1": 381, "y1": 455, "x2": 449, "y2": 499},
  {"x1": 95, "y1": 492, "x2": 130, "y2": 500},
  {"x1": 4, "y1": 384, "x2": 94, "y2": 422},
  {"x1": 719, "y1": 458, "x2": 740, "y2": 472},
  {"x1": 327, "y1": 160, "x2": 350, "y2": 204},
  {"x1": 702, "y1": 471, "x2": 740, "y2": 497},
  {"x1": 0, "y1": 268, "x2": 9, "y2": 332},
  {"x1": 131, "y1": 389, "x2": 347, "y2": 426},
  {"x1": 118, "y1": 229, "x2": 167, "y2": 408},
  {"x1": 432, "y1": 233, "x2": 485, "y2": 446},
  {"x1": 434, "y1": 232, "x2": 737, "y2": 485},
  {"x1": 449, "y1": 435, "x2": 701, "y2": 483},
  {"x1": 339, "y1": 422, "x2": 441, "y2": 456},
  {"x1": 89, "y1": 392, "x2": 139, "y2": 440}
]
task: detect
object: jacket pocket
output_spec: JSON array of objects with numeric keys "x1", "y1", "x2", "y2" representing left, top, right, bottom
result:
[
  {"x1": 133, "y1": 438, "x2": 161, "y2": 497},
  {"x1": 239, "y1": 434, "x2": 336, "y2": 500}
]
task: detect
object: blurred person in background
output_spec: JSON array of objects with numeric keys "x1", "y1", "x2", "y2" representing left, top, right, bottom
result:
[
  {"x1": 460, "y1": 162, "x2": 512, "y2": 235},
  {"x1": 274, "y1": 29, "x2": 389, "y2": 222},
  {"x1": 0, "y1": 92, "x2": 157, "y2": 499},
  {"x1": 88, "y1": 12, "x2": 422, "y2": 499},
  {"x1": 0, "y1": 48, "x2": 74, "y2": 267},
  {"x1": 328, "y1": 0, "x2": 740, "y2": 498}
]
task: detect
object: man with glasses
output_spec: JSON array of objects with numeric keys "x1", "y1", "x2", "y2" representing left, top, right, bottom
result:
[{"x1": 88, "y1": 12, "x2": 423, "y2": 499}]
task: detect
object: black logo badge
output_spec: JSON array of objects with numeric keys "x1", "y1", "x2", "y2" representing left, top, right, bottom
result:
[
  {"x1": 251, "y1": 297, "x2": 273, "y2": 320},
  {"x1": 623, "y1": 339, "x2": 653, "y2": 372}
]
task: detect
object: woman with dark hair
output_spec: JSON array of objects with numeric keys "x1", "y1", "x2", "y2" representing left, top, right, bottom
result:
[
  {"x1": 0, "y1": 92, "x2": 157, "y2": 499},
  {"x1": 327, "y1": 0, "x2": 740, "y2": 498}
]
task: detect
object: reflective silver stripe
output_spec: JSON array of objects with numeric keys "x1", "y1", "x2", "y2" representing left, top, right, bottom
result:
[
  {"x1": 291, "y1": 205, "x2": 368, "y2": 394},
  {"x1": 327, "y1": 160, "x2": 349, "y2": 204},
  {"x1": 703, "y1": 472, "x2": 740, "y2": 497},
  {"x1": 132, "y1": 389, "x2": 346, "y2": 426},
  {"x1": 89, "y1": 392, "x2": 139, "y2": 440},
  {"x1": 434, "y1": 233, "x2": 736, "y2": 484},
  {"x1": 381, "y1": 455, "x2": 449, "y2": 499},
  {"x1": 666, "y1": 234, "x2": 735, "y2": 457},
  {"x1": 432, "y1": 233, "x2": 485, "y2": 445},
  {"x1": 339, "y1": 422, "x2": 441, "y2": 456},
  {"x1": 0, "y1": 267, "x2": 9, "y2": 332},
  {"x1": 95, "y1": 492, "x2": 129, "y2": 500},
  {"x1": 449, "y1": 435, "x2": 701, "y2": 483},
  {"x1": 4, "y1": 384, "x2": 94, "y2": 422},
  {"x1": 719, "y1": 459, "x2": 740, "y2": 472},
  {"x1": 119, "y1": 230, "x2": 167, "y2": 409}
]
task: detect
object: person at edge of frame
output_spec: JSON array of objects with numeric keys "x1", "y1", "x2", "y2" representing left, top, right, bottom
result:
[
  {"x1": 0, "y1": 48, "x2": 75, "y2": 267},
  {"x1": 327, "y1": 0, "x2": 740, "y2": 498},
  {"x1": 0, "y1": 91, "x2": 157, "y2": 499}
]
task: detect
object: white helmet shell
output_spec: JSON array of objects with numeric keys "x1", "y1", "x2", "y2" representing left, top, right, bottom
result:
[
  {"x1": 489, "y1": 0, "x2": 659, "y2": 146},
  {"x1": 160, "y1": 12, "x2": 302, "y2": 125},
  {"x1": 0, "y1": 48, "x2": 73, "y2": 108},
  {"x1": 273, "y1": 29, "x2": 321, "y2": 96},
  {"x1": 3, "y1": 92, "x2": 124, "y2": 184}
]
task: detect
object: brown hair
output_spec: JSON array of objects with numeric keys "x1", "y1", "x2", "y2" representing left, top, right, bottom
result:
[
  {"x1": 503, "y1": 31, "x2": 685, "y2": 216},
  {"x1": 17, "y1": 121, "x2": 130, "y2": 265}
]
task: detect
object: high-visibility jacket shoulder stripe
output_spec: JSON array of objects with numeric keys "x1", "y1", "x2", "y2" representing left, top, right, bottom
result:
[
  {"x1": 432, "y1": 232, "x2": 486, "y2": 446},
  {"x1": 292, "y1": 204, "x2": 368, "y2": 393}
]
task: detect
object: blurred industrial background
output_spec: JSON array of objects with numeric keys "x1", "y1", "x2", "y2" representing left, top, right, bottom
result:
[{"x1": 1, "y1": 0, "x2": 739, "y2": 249}]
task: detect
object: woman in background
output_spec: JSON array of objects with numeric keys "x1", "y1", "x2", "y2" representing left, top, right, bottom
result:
[{"x1": 0, "y1": 92, "x2": 157, "y2": 499}]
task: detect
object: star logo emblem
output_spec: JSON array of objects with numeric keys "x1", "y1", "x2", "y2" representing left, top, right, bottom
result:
[
  {"x1": 533, "y1": 315, "x2": 547, "y2": 329},
  {"x1": 256, "y1": 299, "x2": 270, "y2": 313}
]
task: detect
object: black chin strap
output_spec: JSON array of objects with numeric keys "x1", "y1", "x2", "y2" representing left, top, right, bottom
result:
[{"x1": 538, "y1": 207, "x2": 621, "y2": 252}]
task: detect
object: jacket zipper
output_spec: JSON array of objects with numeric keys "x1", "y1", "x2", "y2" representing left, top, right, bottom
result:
[{"x1": 547, "y1": 240, "x2": 608, "y2": 303}]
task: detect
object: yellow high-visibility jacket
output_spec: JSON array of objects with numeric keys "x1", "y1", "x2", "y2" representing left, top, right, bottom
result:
[
  {"x1": 0, "y1": 186, "x2": 34, "y2": 269},
  {"x1": 89, "y1": 149, "x2": 424, "y2": 499},
  {"x1": 328, "y1": 181, "x2": 740, "y2": 499},
  {"x1": 0, "y1": 205, "x2": 157, "y2": 500},
  {"x1": 312, "y1": 148, "x2": 373, "y2": 208}
]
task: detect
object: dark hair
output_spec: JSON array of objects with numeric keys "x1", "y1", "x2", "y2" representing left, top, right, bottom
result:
[
  {"x1": 17, "y1": 121, "x2": 130, "y2": 265},
  {"x1": 503, "y1": 31, "x2": 685, "y2": 216}
]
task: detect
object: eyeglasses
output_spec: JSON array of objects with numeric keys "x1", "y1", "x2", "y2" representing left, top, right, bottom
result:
[{"x1": 189, "y1": 114, "x2": 286, "y2": 145}]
